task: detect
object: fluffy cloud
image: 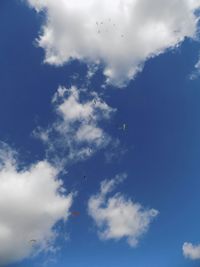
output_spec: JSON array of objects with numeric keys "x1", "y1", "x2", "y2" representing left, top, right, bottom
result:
[
  {"x1": 26, "y1": 0, "x2": 200, "y2": 87},
  {"x1": 88, "y1": 174, "x2": 158, "y2": 247},
  {"x1": 183, "y1": 242, "x2": 200, "y2": 260},
  {"x1": 0, "y1": 144, "x2": 73, "y2": 266},
  {"x1": 35, "y1": 86, "x2": 115, "y2": 165}
]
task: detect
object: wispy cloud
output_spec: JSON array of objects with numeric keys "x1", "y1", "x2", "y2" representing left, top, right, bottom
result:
[
  {"x1": 88, "y1": 174, "x2": 158, "y2": 247},
  {"x1": 189, "y1": 58, "x2": 200, "y2": 80},
  {"x1": 34, "y1": 86, "x2": 116, "y2": 167}
]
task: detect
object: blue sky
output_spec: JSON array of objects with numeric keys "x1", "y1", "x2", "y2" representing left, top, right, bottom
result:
[{"x1": 1, "y1": 0, "x2": 200, "y2": 266}]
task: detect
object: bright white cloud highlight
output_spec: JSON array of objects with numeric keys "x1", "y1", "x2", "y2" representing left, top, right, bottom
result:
[
  {"x1": 183, "y1": 242, "x2": 200, "y2": 260},
  {"x1": 0, "y1": 145, "x2": 73, "y2": 266},
  {"x1": 35, "y1": 86, "x2": 115, "y2": 165},
  {"x1": 88, "y1": 174, "x2": 158, "y2": 247},
  {"x1": 27, "y1": 0, "x2": 200, "y2": 87}
]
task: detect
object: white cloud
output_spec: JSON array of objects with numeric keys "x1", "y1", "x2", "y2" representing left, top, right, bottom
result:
[
  {"x1": 0, "y1": 144, "x2": 73, "y2": 266},
  {"x1": 190, "y1": 58, "x2": 200, "y2": 80},
  {"x1": 26, "y1": 0, "x2": 200, "y2": 87},
  {"x1": 57, "y1": 88, "x2": 93, "y2": 122},
  {"x1": 76, "y1": 124, "x2": 103, "y2": 144},
  {"x1": 183, "y1": 242, "x2": 200, "y2": 260},
  {"x1": 88, "y1": 174, "x2": 158, "y2": 247},
  {"x1": 35, "y1": 86, "x2": 115, "y2": 165}
]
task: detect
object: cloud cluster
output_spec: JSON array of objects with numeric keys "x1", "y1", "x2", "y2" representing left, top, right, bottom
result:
[
  {"x1": 0, "y1": 144, "x2": 73, "y2": 266},
  {"x1": 35, "y1": 86, "x2": 115, "y2": 165},
  {"x1": 183, "y1": 242, "x2": 200, "y2": 260},
  {"x1": 88, "y1": 174, "x2": 158, "y2": 247},
  {"x1": 27, "y1": 0, "x2": 200, "y2": 87}
]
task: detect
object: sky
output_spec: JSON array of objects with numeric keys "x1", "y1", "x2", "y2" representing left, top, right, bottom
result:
[{"x1": 1, "y1": 0, "x2": 200, "y2": 266}]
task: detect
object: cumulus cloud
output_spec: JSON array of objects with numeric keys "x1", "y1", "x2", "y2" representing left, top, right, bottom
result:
[
  {"x1": 0, "y1": 144, "x2": 73, "y2": 266},
  {"x1": 88, "y1": 174, "x2": 158, "y2": 247},
  {"x1": 183, "y1": 242, "x2": 200, "y2": 260},
  {"x1": 26, "y1": 0, "x2": 200, "y2": 87},
  {"x1": 34, "y1": 86, "x2": 115, "y2": 165}
]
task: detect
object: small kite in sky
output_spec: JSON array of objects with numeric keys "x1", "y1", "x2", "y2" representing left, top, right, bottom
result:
[
  {"x1": 71, "y1": 211, "x2": 80, "y2": 217},
  {"x1": 118, "y1": 123, "x2": 127, "y2": 131}
]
